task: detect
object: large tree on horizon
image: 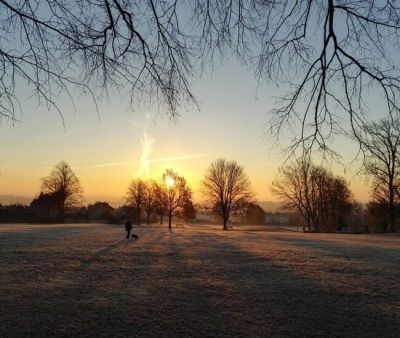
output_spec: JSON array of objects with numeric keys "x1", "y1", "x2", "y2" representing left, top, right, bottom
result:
[
  {"x1": 126, "y1": 178, "x2": 147, "y2": 225},
  {"x1": 271, "y1": 157, "x2": 353, "y2": 232},
  {"x1": 159, "y1": 169, "x2": 192, "y2": 229},
  {"x1": 202, "y1": 159, "x2": 253, "y2": 230},
  {"x1": 142, "y1": 180, "x2": 160, "y2": 225},
  {"x1": 41, "y1": 161, "x2": 83, "y2": 223},
  {"x1": 360, "y1": 118, "x2": 400, "y2": 233},
  {"x1": 1, "y1": 1, "x2": 400, "y2": 157}
]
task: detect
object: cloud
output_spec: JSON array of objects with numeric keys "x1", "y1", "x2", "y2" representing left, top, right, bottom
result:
[
  {"x1": 137, "y1": 132, "x2": 155, "y2": 177},
  {"x1": 90, "y1": 161, "x2": 132, "y2": 168},
  {"x1": 78, "y1": 153, "x2": 212, "y2": 169},
  {"x1": 146, "y1": 153, "x2": 213, "y2": 163}
]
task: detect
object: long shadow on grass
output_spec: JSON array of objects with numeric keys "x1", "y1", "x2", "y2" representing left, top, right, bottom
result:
[
  {"x1": 0, "y1": 229, "x2": 174, "y2": 337},
  {"x1": 269, "y1": 234, "x2": 400, "y2": 267},
  {"x1": 184, "y1": 231, "x2": 400, "y2": 337},
  {"x1": 77, "y1": 239, "x2": 128, "y2": 271},
  {"x1": 2, "y1": 229, "x2": 398, "y2": 337},
  {"x1": 160, "y1": 230, "x2": 239, "y2": 337}
]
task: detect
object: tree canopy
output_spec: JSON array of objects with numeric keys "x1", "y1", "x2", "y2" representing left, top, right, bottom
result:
[
  {"x1": 126, "y1": 178, "x2": 147, "y2": 225},
  {"x1": 360, "y1": 118, "x2": 400, "y2": 232},
  {"x1": 272, "y1": 157, "x2": 353, "y2": 232},
  {"x1": 2, "y1": 1, "x2": 400, "y2": 155},
  {"x1": 159, "y1": 168, "x2": 192, "y2": 229},
  {"x1": 41, "y1": 161, "x2": 83, "y2": 222},
  {"x1": 202, "y1": 159, "x2": 253, "y2": 230}
]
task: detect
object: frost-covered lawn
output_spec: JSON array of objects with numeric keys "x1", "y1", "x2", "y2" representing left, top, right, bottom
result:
[{"x1": 0, "y1": 223, "x2": 399, "y2": 337}]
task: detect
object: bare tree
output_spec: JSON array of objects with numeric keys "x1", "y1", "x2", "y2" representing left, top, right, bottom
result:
[
  {"x1": 272, "y1": 157, "x2": 353, "y2": 232},
  {"x1": 179, "y1": 197, "x2": 196, "y2": 223},
  {"x1": 2, "y1": 1, "x2": 400, "y2": 157},
  {"x1": 328, "y1": 176, "x2": 353, "y2": 231},
  {"x1": 193, "y1": 1, "x2": 400, "y2": 155},
  {"x1": 360, "y1": 118, "x2": 400, "y2": 232},
  {"x1": 126, "y1": 178, "x2": 146, "y2": 225},
  {"x1": 142, "y1": 180, "x2": 160, "y2": 225},
  {"x1": 271, "y1": 158, "x2": 314, "y2": 231},
  {"x1": 202, "y1": 159, "x2": 253, "y2": 230},
  {"x1": 41, "y1": 161, "x2": 83, "y2": 222},
  {"x1": 0, "y1": 0, "x2": 197, "y2": 123},
  {"x1": 159, "y1": 168, "x2": 192, "y2": 229}
]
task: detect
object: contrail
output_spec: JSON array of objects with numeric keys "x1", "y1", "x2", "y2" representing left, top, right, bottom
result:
[
  {"x1": 137, "y1": 131, "x2": 155, "y2": 177},
  {"x1": 80, "y1": 152, "x2": 212, "y2": 169}
]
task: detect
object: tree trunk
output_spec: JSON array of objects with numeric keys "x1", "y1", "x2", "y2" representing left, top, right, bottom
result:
[
  {"x1": 389, "y1": 188, "x2": 396, "y2": 233},
  {"x1": 59, "y1": 203, "x2": 65, "y2": 223},
  {"x1": 306, "y1": 217, "x2": 311, "y2": 232},
  {"x1": 223, "y1": 217, "x2": 228, "y2": 230},
  {"x1": 389, "y1": 206, "x2": 396, "y2": 232},
  {"x1": 168, "y1": 211, "x2": 172, "y2": 229},
  {"x1": 137, "y1": 207, "x2": 141, "y2": 225}
]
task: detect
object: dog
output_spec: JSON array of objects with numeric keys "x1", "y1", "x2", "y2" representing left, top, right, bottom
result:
[{"x1": 131, "y1": 234, "x2": 139, "y2": 240}]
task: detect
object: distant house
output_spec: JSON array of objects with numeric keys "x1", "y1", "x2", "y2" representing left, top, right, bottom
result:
[
  {"x1": 30, "y1": 193, "x2": 59, "y2": 223},
  {"x1": 195, "y1": 211, "x2": 214, "y2": 222},
  {"x1": 193, "y1": 209, "x2": 223, "y2": 224},
  {"x1": 64, "y1": 207, "x2": 88, "y2": 223},
  {"x1": 245, "y1": 203, "x2": 266, "y2": 225},
  {"x1": 88, "y1": 202, "x2": 115, "y2": 223},
  {"x1": 264, "y1": 212, "x2": 290, "y2": 225}
]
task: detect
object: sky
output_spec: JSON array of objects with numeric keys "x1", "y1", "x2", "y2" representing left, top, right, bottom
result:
[{"x1": 0, "y1": 58, "x2": 370, "y2": 206}]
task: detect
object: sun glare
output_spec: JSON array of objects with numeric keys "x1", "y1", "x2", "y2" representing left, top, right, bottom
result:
[{"x1": 165, "y1": 176, "x2": 175, "y2": 187}]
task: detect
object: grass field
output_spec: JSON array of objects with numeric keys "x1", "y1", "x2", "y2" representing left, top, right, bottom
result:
[{"x1": 0, "y1": 223, "x2": 399, "y2": 337}]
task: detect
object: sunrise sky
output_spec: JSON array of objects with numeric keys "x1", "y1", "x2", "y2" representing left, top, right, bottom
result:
[{"x1": 0, "y1": 59, "x2": 370, "y2": 206}]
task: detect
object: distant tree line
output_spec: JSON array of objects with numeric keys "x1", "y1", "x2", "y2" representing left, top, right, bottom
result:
[
  {"x1": 0, "y1": 204, "x2": 30, "y2": 223},
  {"x1": 1, "y1": 158, "x2": 255, "y2": 230},
  {"x1": 3, "y1": 141, "x2": 400, "y2": 233}
]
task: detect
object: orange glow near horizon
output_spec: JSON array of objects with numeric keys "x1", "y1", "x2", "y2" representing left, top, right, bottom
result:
[{"x1": 0, "y1": 153, "x2": 372, "y2": 207}]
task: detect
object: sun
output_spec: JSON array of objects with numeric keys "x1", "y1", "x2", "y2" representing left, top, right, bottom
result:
[{"x1": 165, "y1": 176, "x2": 175, "y2": 187}]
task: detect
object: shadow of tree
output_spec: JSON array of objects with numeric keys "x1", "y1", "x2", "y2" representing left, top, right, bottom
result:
[{"x1": 77, "y1": 239, "x2": 127, "y2": 271}]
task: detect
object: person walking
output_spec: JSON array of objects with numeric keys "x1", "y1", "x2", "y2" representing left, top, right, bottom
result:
[{"x1": 125, "y1": 220, "x2": 133, "y2": 239}]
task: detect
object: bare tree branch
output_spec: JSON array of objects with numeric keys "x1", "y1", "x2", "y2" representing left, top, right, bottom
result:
[{"x1": 2, "y1": 0, "x2": 400, "y2": 158}]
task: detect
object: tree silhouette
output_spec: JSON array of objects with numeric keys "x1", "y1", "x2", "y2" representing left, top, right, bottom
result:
[
  {"x1": 179, "y1": 189, "x2": 196, "y2": 223},
  {"x1": 159, "y1": 169, "x2": 192, "y2": 229},
  {"x1": 126, "y1": 178, "x2": 147, "y2": 225},
  {"x1": 272, "y1": 157, "x2": 353, "y2": 232},
  {"x1": 0, "y1": 0, "x2": 197, "y2": 123},
  {"x1": 41, "y1": 161, "x2": 83, "y2": 223},
  {"x1": 202, "y1": 159, "x2": 253, "y2": 230},
  {"x1": 142, "y1": 180, "x2": 160, "y2": 225},
  {"x1": 194, "y1": 1, "x2": 400, "y2": 155},
  {"x1": 360, "y1": 118, "x2": 400, "y2": 232},
  {"x1": 2, "y1": 1, "x2": 400, "y2": 156}
]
